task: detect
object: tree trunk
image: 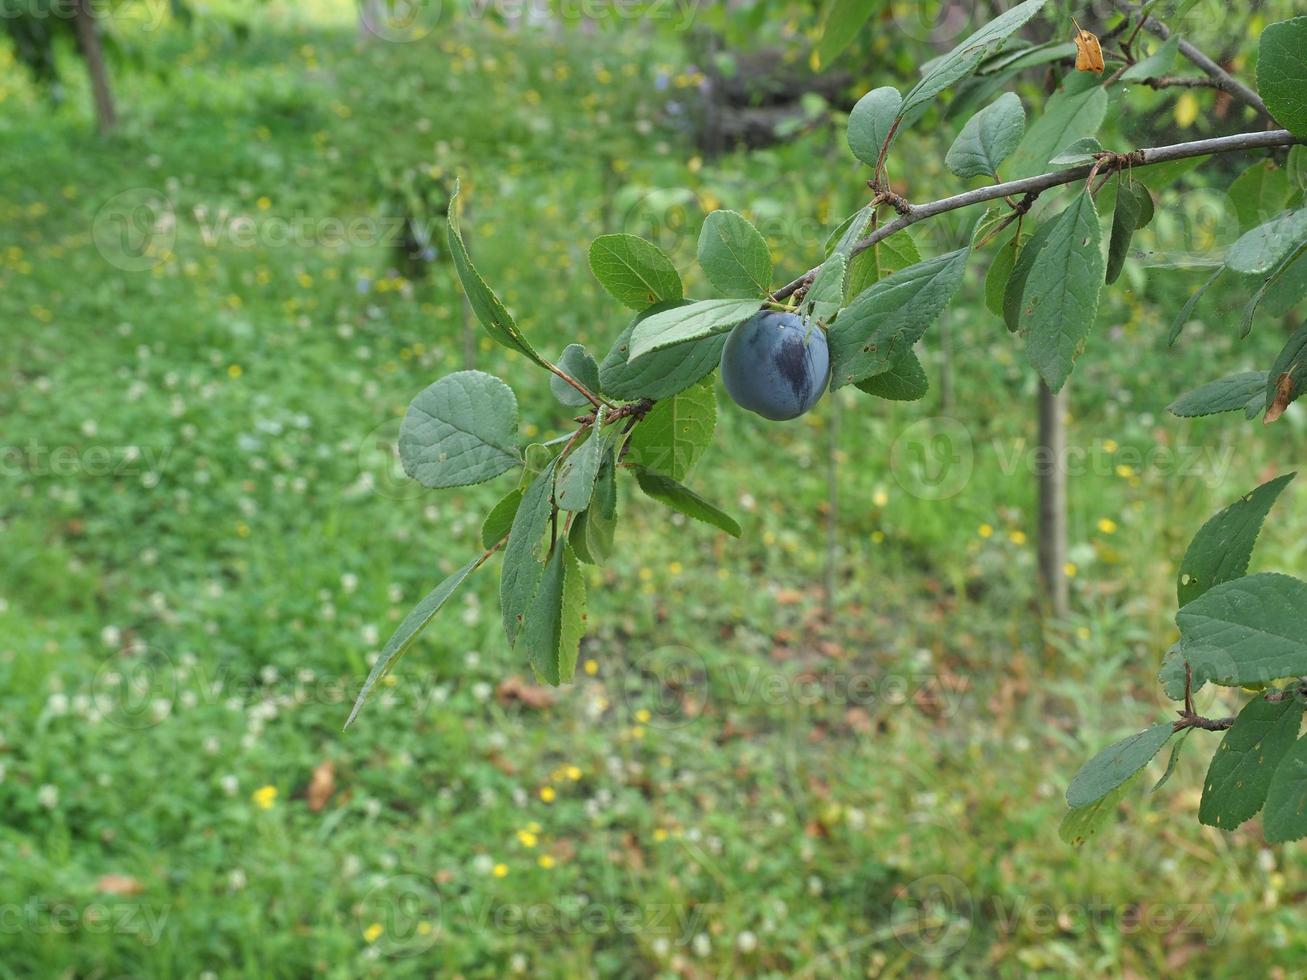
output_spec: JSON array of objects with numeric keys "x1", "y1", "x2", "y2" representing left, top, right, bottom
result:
[
  {"x1": 72, "y1": 0, "x2": 116, "y2": 134},
  {"x1": 1037, "y1": 380, "x2": 1069, "y2": 619}
]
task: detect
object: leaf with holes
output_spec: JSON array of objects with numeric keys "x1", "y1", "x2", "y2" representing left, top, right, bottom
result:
[
  {"x1": 1199, "y1": 694, "x2": 1304, "y2": 830},
  {"x1": 1179, "y1": 574, "x2": 1307, "y2": 687}
]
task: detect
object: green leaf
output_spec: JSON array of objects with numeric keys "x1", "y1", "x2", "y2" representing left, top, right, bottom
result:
[
  {"x1": 1258, "y1": 16, "x2": 1307, "y2": 139},
  {"x1": 697, "y1": 210, "x2": 773, "y2": 297},
  {"x1": 855, "y1": 349, "x2": 929, "y2": 401},
  {"x1": 1066, "y1": 722, "x2": 1174, "y2": 808},
  {"x1": 625, "y1": 378, "x2": 716, "y2": 480},
  {"x1": 847, "y1": 87, "x2": 903, "y2": 167},
  {"x1": 900, "y1": 0, "x2": 1049, "y2": 121},
  {"x1": 598, "y1": 302, "x2": 726, "y2": 401},
  {"x1": 521, "y1": 541, "x2": 586, "y2": 686},
  {"x1": 481, "y1": 488, "x2": 523, "y2": 549},
  {"x1": 1225, "y1": 209, "x2": 1307, "y2": 276},
  {"x1": 945, "y1": 92, "x2": 1025, "y2": 179},
  {"x1": 1260, "y1": 244, "x2": 1307, "y2": 318},
  {"x1": 986, "y1": 232, "x2": 1024, "y2": 318},
  {"x1": 555, "y1": 409, "x2": 607, "y2": 512},
  {"x1": 550, "y1": 344, "x2": 601, "y2": 408},
  {"x1": 1048, "y1": 136, "x2": 1102, "y2": 167},
  {"x1": 846, "y1": 231, "x2": 922, "y2": 303},
  {"x1": 1167, "y1": 267, "x2": 1224, "y2": 345},
  {"x1": 1059, "y1": 773, "x2": 1136, "y2": 847},
  {"x1": 1006, "y1": 74, "x2": 1108, "y2": 179},
  {"x1": 1228, "y1": 161, "x2": 1293, "y2": 232},
  {"x1": 1264, "y1": 732, "x2": 1307, "y2": 842},
  {"x1": 1159, "y1": 644, "x2": 1198, "y2": 702},
  {"x1": 1167, "y1": 371, "x2": 1270, "y2": 419},
  {"x1": 1106, "y1": 179, "x2": 1154, "y2": 285},
  {"x1": 1017, "y1": 191, "x2": 1105, "y2": 391},
  {"x1": 399, "y1": 370, "x2": 520, "y2": 489},
  {"x1": 500, "y1": 460, "x2": 558, "y2": 647},
  {"x1": 628, "y1": 299, "x2": 761, "y2": 361},
  {"x1": 634, "y1": 468, "x2": 742, "y2": 537},
  {"x1": 1188, "y1": 480, "x2": 1297, "y2": 583},
  {"x1": 1199, "y1": 694, "x2": 1304, "y2": 830},
  {"x1": 828, "y1": 249, "x2": 969, "y2": 389},
  {"x1": 806, "y1": 252, "x2": 847, "y2": 323},
  {"x1": 588, "y1": 234, "x2": 683, "y2": 311},
  {"x1": 345, "y1": 556, "x2": 480, "y2": 729},
  {"x1": 447, "y1": 182, "x2": 544, "y2": 366},
  {"x1": 1179, "y1": 574, "x2": 1307, "y2": 687},
  {"x1": 825, "y1": 205, "x2": 872, "y2": 258},
  {"x1": 814, "y1": 0, "x2": 879, "y2": 68},
  {"x1": 1120, "y1": 33, "x2": 1180, "y2": 81},
  {"x1": 1003, "y1": 218, "x2": 1059, "y2": 332},
  {"x1": 571, "y1": 445, "x2": 619, "y2": 565},
  {"x1": 1152, "y1": 729, "x2": 1191, "y2": 792}
]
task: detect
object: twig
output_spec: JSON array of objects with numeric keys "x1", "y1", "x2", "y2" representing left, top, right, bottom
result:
[
  {"x1": 1137, "y1": 75, "x2": 1227, "y2": 92},
  {"x1": 771, "y1": 129, "x2": 1301, "y2": 301},
  {"x1": 1117, "y1": 2, "x2": 1273, "y2": 120}
]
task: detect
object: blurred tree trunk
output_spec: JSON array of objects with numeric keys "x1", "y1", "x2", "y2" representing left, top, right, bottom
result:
[
  {"x1": 1037, "y1": 380, "x2": 1068, "y2": 619},
  {"x1": 72, "y1": 0, "x2": 116, "y2": 134}
]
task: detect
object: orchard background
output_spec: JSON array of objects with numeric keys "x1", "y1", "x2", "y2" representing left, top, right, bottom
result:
[{"x1": 2, "y1": 0, "x2": 1305, "y2": 975}]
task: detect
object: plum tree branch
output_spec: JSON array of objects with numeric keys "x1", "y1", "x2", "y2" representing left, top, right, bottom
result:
[
  {"x1": 772, "y1": 129, "x2": 1302, "y2": 301},
  {"x1": 1115, "y1": 1, "x2": 1272, "y2": 120}
]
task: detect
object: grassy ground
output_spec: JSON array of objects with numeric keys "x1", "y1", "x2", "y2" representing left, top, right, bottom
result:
[{"x1": 1, "y1": 2, "x2": 1305, "y2": 976}]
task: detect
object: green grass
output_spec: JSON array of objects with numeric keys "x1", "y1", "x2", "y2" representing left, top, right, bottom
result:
[{"x1": 1, "y1": 2, "x2": 1305, "y2": 976}]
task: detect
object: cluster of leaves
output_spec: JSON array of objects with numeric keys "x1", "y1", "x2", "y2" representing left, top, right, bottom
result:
[{"x1": 350, "y1": 0, "x2": 1307, "y2": 843}]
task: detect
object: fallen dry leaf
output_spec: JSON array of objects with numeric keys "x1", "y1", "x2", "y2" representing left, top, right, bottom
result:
[
  {"x1": 307, "y1": 760, "x2": 335, "y2": 812},
  {"x1": 96, "y1": 874, "x2": 143, "y2": 896},
  {"x1": 496, "y1": 676, "x2": 555, "y2": 709}
]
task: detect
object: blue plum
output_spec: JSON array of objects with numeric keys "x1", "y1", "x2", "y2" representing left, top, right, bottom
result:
[{"x1": 719, "y1": 311, "x2": 831, "y2": 421}]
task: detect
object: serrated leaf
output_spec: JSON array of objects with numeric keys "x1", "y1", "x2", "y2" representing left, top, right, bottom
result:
[
  {"x1": 945, "y1": 92, "x2": 1026, "y2": 179},
  {"x1": 984, "y1": 231, "x2": 1022, "y2": 318},
  {"x1": 1006, "y1": 74, "x2": 1108, "y2": 178},
  {"x1": 1181, "y1": 473, "x2": 1291, "y2": 606},
  {"x1": 399, "y1": 371, "x2": 520, "y2": 489},
  {"x1": 1229, "y1": 161, "x2": 1293, "y2": 232},
  {"x1": 1264, "y1": 732, "x2": 1307, "y2": 842},
  {"x1": 697, "y1": 210, "x2": 773, "y2": 297},
  {"x1": 1048, "y1": 136, "x2": 1102, "y2": 167},
  {"x1": 1179, "y1": 574, "x2": 1307, "y2": 687},
  {"x1": 634, "y1": 468, "x2": 742, "y2": 537},
  {"x1": 628, "y1": 299, "x2": 761, "y2": 361},
  {"x1": 806, "y1": 252, "x2": 847, "y2": 323},
  {"x1": 1003, "y1": 218, "x2": 1058, "y2": 332},
  {"x1": 846, "y1": 231, "x2": 922, "y2": 303},
  {"x1": 625, "y1": 379, "x2": 716, "y2": 480},
  {"x1": 447, "y1": 182, "x2": 544, "y2": 366},
  {"x1": 555, "y1": 409, "x2": 607, "y2": 512},
  {"x1": 1159, "y1": 643, "x2": 1200, "y2": 701},
  {"x1": 828, "y1": 249, "x2": 969, "y2": 389},
  {"x1": 1106, "y1": 179, "x2": 1154, "y2": 284},
  {"x1": 847, "y1": 86, "x2": 903, "y2": 167},
  {"x1": 482, "y1": 488, "x2": 523, "y2": 549},
  {"x1": 1199, "y1": 694, "x2": 1304, "y2": 829},
  {"x1": 1153, "y1": 728, "x2": 1191, "y2": 792},
  {"x1": 588, "y1": 234, "x2": 683, "y2": 310},
  {"x1": 598, "y1": 302, "x2": 725, "y2": 400},
  {"x1": 1167, "y1": 371, "x2": 1270, "y2": 419},
  {"x1": 521, "y1": 541, "x2": 586, "y2": 686},
  {"x1": 814, "y1": 0, "x2": 878, "y2": 67},
  {"x1": 899, "y1": 0, "x2": 1049, "y2": 122},
  {"x1": 1120, "y1": 33, "x2": 1180, "y2": 81},
  {"x1": 1225, "y1": 209, "x2": 1307, "y2": 276},
  {"x1": 1018, "y1": 191, "x2": 1104, "y2": 391},
  {"x1": 855, "y1": 349, "x2": 929, "y2": 401},
  {"x1": 1060, "y1": 773, "x2": 1136, "y2": 846},
  {"x1": 572, "y1": 445, "x2": 619, "y2": 565},
  {"x1": 1066, "y1": 722, "x2": 1174, "y2": 808},
  {"x1": 550, "y1": 344, "x2": 601, "y2": 408},
  {"x1": 825, "y1": 205, "x2": 872, "y2": 258},
  {"x1": 1167, "y1": 267, "x2": 1224, "y2": 345},
  {"x1": 500, "y1": 460, "x2": 558, "y2": 647},
  {"x1": 345, "y1": 556, "x2": 479, "y2": 729},
  {"x1": 1258, "y1": 16, "x2": 1307, "y2": 139}
]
